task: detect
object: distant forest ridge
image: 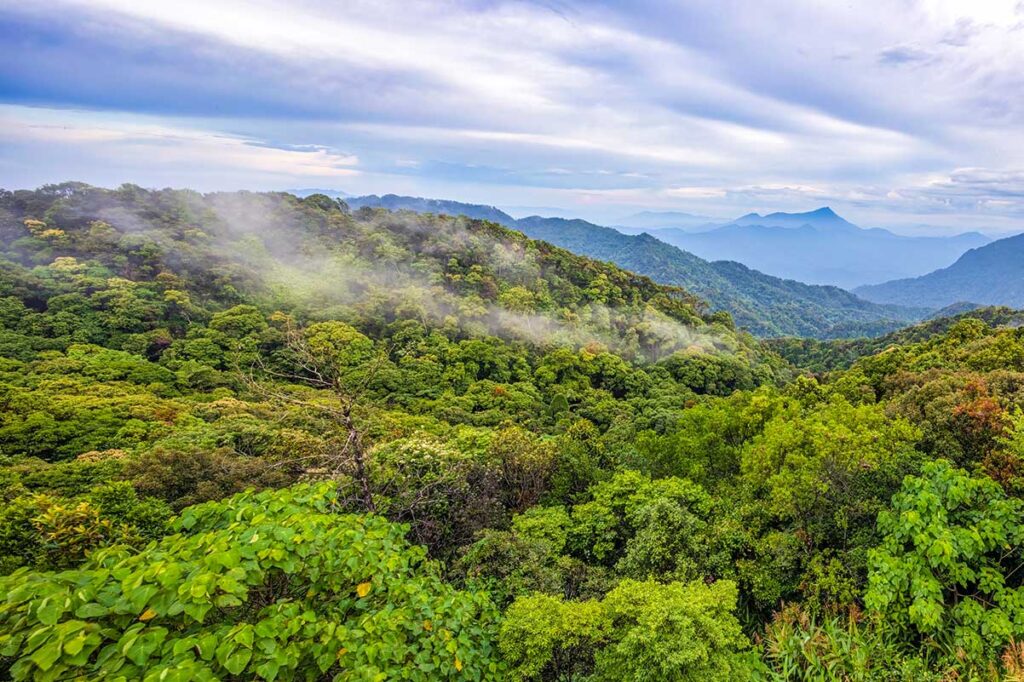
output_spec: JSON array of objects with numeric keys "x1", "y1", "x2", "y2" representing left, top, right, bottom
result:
[{"x1": 332, "y1": 193, "x2": 932, "y2": 339}]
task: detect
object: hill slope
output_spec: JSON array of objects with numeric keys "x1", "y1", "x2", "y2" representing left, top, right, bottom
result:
[
  {"x1": 514, "y1": 216, "x2": 927, "y2": 338},
  {"x1": 766, "y1": 305, "x2": 1024, "y2": 372},
  {"x1": 642, "y1": 208, "x2": 989, "y2": 289},
  {"x1": 0, "y1": 183, "x2": 770, "y2": 366},
  {"x1": 345, "y1": 194, "x2": 928, "y2": 338},
  {"x1": 854, "y1": 232, "x2": 1024, "y2": 308},
  {"x1": 347, "y1": 193, "x2": 515, "y2": 225}
]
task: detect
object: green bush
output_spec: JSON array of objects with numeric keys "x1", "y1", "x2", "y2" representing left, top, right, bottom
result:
[
  {"x1": 0, "y1": 483, "x2": 502, "y2": 680},
  {"x1": 866, "y1": 460, "x2": 1024, "y2": 666}
]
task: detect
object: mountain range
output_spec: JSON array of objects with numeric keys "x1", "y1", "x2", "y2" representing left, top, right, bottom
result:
[
  {"x1": 632, "y1": 207, "x2": 990, "y2": 289},
  {"x1": 613, "y1": 210, "x2": 716, "y2": 232},
  {"x1": 855, "y1": 232, "x2": 1024, "y2": 309},
  {"x1": 340, "y1": 194, "x2": 928, "y2": 338}
]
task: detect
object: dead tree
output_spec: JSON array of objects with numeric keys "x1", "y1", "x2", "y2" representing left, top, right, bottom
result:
[
  {"x1": 241, "y1": 323, "x2": 385, "y2": 513},
  {"x1": 239, "y1": 321, "x2": 489, "y2": 556}
]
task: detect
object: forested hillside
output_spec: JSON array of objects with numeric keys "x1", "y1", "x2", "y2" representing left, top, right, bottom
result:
[
  {"x1": 856, "y1": 232, "x2": 1024, "y2": 308},
  {"x1": 342, "y1": 194, "x2": 931, "y2": 338},
  {"x1": 514, "y1": 216, "x2": 928, "y2": 338},
  {"x1": 767, "y1": 305, "x2": 1024, "y2": 372},
  {"x1": 3, "y1": 183, "x2": 1024, "y2": 680}
]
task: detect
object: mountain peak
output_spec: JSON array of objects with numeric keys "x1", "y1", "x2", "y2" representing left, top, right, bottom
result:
[
  {"x1": 733, "y1": 207, "x2": 855, "y2": 231},
  {"x1": 762, "y1": 206, "x2": 842, "y2": 221}
]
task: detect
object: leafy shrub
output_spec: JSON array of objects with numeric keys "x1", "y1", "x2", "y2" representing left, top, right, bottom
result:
[
  {"x1": 0, "y1": 482, "x2": 170, "y2": 574},
  {"x1": 755, "y1": 605, "x2": 953, "y2": 681},
  {"x1": 0, "y1": 483, "x2": 502, "y2": 680},
  {"x1": 866, "y1": 460, "x2": 1024, "y2": 665}
]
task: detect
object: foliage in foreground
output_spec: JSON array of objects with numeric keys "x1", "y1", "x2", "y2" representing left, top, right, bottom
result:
[
  {"x1": 867, "y1": 460, "x2": 1024, "y2": 662},
  {"x1": 0, "y1": 483, "x2": 501, "y2": 681},
  {"x1": 754, "y1": 606, "x2": 957, "y2": 681}
]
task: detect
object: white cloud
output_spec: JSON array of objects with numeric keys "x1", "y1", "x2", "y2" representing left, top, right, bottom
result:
[
  {"x1": 0, "y1": 105, "x2": 358, "y2": 181},
  {"x1": 664, "y1": 187, "x2": 728, "y2": 199},
  {"x1": 0, "y1": 0, "x2": 1022, "y2": 230}
]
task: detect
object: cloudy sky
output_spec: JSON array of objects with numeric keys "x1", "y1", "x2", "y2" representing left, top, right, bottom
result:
[{"x1": 1, "y1": 0, "x2": 1023, "y2": 233}]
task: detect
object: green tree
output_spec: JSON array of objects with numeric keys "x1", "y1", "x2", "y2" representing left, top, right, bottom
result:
[
  {"x1": 742, "y1": 397, "x2": 921, "y2": 552},
  {"x1": 499, "y1": 579, "x2": 749, "y2": 681}
]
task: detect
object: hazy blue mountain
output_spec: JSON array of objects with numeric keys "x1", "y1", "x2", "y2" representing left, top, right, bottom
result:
[
  {"x1": 641, "y1": 207, "x2": 990, "y2": 288},
  {"x1": 614, "y1": 210, "x2": 717, "y2": 232},
  {"x1": 344, "y1": 193, "x2": 930, "y2": 337},
  {"x1": 855, "y1": 232, "x2": 1024, "y2": 308},
  {"x1": 733, "y1": 207, "x2": 858, "y2": 230}
]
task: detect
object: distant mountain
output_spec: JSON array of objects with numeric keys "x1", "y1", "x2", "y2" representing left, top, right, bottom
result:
[
  {"x1": 614, "y1": 210, "x2": 716, "y2": 232},
  {"x1": 854, "y1": 232, "x2": 1024, "y2": 308},
  {"x1": 641, "y1": 207, "x2": 990, "y2": 289},
  {"x1": 734, "y1": 207, "x2": 858, "y2": 230},
  {"x1": 345, "y1": 194, "x2": 928, "y2": 337},
  {"x1": 926, "y1": 301, "x2": 986, "y2": 320},
  {"x1": 514, "y1": 216, "x2": 927, "y2": 338}
]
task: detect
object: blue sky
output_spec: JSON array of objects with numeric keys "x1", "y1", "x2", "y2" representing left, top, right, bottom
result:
[{"x1": 1, "y1": 0, "x2": 1023, "y2": 233}]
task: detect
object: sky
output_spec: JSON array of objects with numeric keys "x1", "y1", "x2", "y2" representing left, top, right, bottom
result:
[{"x1": 1, "y1": 0, "x2": 1023, "y2": 234}]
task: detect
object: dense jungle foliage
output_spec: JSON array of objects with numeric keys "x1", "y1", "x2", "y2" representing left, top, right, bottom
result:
[
  {"x1": 767, "y1": 306, "x2": 1024, "y2": 373},
  {"x1": 2, "y1": 183, "x2": 1024, "y2": 680}
]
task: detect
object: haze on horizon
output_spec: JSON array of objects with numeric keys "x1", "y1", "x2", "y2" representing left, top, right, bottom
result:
[{"x1": 1, "y1": 0, "x2": 1023, "y2": 235}]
